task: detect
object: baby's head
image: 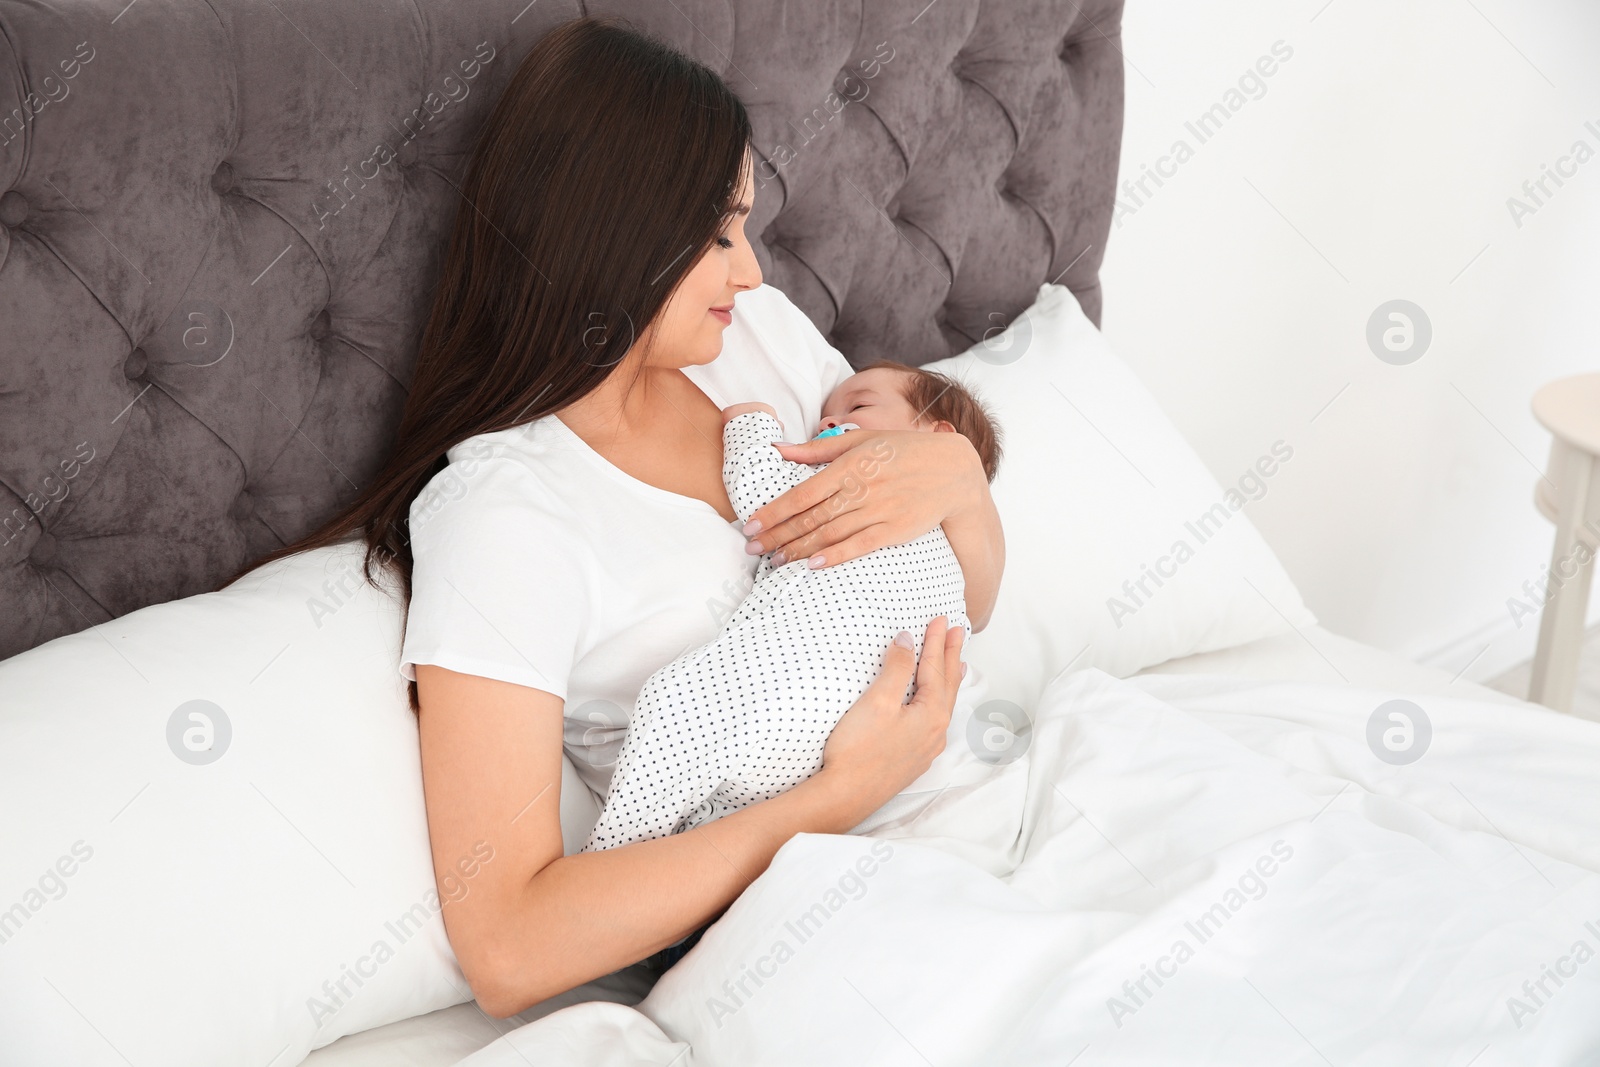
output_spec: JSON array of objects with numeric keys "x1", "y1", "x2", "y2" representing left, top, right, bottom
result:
[{"x1": 817, "y1": 361, "x2": 1002, "y2": 482}]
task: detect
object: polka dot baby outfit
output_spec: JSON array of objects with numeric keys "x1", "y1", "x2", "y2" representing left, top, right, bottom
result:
[{"x1": 582, "y1": 411, "x2": 970, "y2": 851}]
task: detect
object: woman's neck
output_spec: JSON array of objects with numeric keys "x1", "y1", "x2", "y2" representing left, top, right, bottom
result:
[{"x1": 557, "y1": 361, "x2": 672, "y2": 447}]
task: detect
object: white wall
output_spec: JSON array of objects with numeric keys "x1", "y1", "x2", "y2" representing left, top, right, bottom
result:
[{"x1": 1099, "y1": 0, "x2": 1600, "y2": 682}]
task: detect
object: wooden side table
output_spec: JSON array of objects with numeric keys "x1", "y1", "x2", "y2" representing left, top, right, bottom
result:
[{"x1": 1528, "y1": 372, "x2": 1600, "y2": 712}]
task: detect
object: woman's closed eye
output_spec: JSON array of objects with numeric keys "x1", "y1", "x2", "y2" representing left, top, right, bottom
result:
[{"x1": 714, "y1": 234, "x2": 734, "y2": 249}]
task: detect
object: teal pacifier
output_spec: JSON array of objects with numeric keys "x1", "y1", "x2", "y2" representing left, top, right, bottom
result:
[{"x1": 812, "y1": 422, "x2": 860, "y2": 440}]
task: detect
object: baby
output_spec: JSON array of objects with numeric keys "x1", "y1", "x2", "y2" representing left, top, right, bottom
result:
[{"x1": 583, "y1": 360, "x2": 1002, "y2": 851}]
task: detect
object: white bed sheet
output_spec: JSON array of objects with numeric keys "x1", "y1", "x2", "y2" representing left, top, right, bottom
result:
[
  {"x1": 296, "y1": 962, "x2": 656, "y2": 1067},
  {"x1": 297, "y1": 626, "x2": 1538, "y2": 1067},
  {"x1": 1135, "y1": 624, "x2": 1522, "y2": 706}
]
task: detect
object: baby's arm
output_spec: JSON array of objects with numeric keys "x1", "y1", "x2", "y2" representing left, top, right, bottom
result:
[{"x1": 721, "y1": 406, "x2": 814, "y2": 522}]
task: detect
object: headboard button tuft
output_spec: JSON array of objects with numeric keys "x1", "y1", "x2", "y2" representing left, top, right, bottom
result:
[
  {"x1": 28, "y1": 531, "x2": 58, "y2": 566},
  {"x1": 230, "y1": 492, "x2": 254, "y2": 521},
  {"x1": 210, "y1": 162, "x2": 235, "y2": 196},
  {"x1": 124, "y1": 347, "x2": 149, "y2": 380},
  {"x1": 311, "y1": 309, "x2": 333, "y2": 342},
  {"x1": 0, "y1": 190, "x2": 29, "y2": 227}
]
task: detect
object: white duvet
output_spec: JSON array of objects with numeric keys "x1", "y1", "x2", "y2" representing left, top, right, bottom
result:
[{"x1": 457, "y1": 669, "x2": 1600, "y2": 1066}]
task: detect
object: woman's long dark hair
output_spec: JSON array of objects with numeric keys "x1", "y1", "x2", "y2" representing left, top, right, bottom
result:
[{"x1": 222, "y1": 18, "x2": 751, "y2": 642}]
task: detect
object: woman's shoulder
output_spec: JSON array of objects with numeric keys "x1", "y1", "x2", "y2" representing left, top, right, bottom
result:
[
  {"x1": 724, "y1": 283, "x2": 845, "y2": 374},
  {"x1": 408, "y1": 420, "x2": 585, "y2": 543}
]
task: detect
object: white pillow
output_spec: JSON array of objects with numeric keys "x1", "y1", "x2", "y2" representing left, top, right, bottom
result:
[
  {"x1": 0, "y1": 541, "x2": 601, "y2": 1067},
  {"x1": 928, "y1": 283, "x2": 1315, "y2": 710}
]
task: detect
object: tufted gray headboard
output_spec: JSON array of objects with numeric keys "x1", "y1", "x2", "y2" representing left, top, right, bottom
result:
[{"x1": 0, "y1": 0, "x2": 1124, "y2": 660}]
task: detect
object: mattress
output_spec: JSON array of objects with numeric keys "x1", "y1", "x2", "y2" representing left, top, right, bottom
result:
[{"x1": 298, "y1": 625, "x2": 1528, "y2": 1067}]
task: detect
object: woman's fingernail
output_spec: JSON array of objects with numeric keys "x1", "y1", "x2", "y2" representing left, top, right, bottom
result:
[
  {"x1": 893, "y1": 631, "x2": 914, "y2": 650},
  {"x1": 961, "y1": 662, "x2": 969, "y2": 679},
  {"x1": 771, "y1": 550, "x2": 787, "y2": 565},
  {"x1": 742, "y1": 518, "x2": 763, "y2": 536},
  {"x1": 745, "y1": 540, "x2": 764, "y2": 555},
  {"x1": 806, "y1": 554, "x2": 826, "y2": 569}
]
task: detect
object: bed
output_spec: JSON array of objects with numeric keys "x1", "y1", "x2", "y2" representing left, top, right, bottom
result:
[
  {"x1": 298, "y1": 632, "x2": 1533, "y2": 1067},
  {"x1": 313, "y1": 631, "x2": 1600, "y2": 1066},
  {"x1": 4, "y1": 1, "x2": 1599, "y2": 1065}
]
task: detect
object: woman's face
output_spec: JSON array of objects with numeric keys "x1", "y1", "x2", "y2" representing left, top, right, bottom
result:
[{"x1": 637, "y1": 152, "x2": 761, "y2": 369}]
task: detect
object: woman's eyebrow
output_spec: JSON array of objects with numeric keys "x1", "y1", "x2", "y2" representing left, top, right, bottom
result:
[{"x1": 729, "y1": 202, "x2": 751, "y2": 216}]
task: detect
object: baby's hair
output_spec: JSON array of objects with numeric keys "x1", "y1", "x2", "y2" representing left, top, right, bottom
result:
[{"x1": 859, "y1": 359, "x2": 1003, "y2": 482}]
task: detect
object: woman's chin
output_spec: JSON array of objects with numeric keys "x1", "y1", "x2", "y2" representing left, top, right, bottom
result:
[{"x1": 685, "y1": 330, "x2": 727, "y2": 365}]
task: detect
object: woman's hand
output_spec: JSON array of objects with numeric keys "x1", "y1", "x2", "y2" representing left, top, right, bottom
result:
[
  {"x1": 416, "y1": 618, "x2": 967, "y2": 1017},
  {"x1": 742, "y1": 429, "x2": 1005, "y2": 629},
  {"x1": 811, "y1": 616, "x2": 967, "y2": 820},
  {"x1": 744, "y1": 430, "x2": 980, "y2": 566}
]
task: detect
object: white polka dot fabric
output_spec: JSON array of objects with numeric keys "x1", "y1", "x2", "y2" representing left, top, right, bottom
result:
[{"x1": 583, "y1": 412, "x2": 969, "y2": 851}]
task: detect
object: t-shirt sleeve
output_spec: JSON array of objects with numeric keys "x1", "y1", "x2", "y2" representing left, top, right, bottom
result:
[
  {"x1": 783, "y1": 291, "x2": 855, "y2": 403},
  {"x1": 732, "y1": 283, "x2": 855, "y2": 430},
  {"x1": 400, "y1": 459, "x2": 587, "y2": 700}
]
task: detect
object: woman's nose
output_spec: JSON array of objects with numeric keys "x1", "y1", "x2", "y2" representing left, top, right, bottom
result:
[{"x1": 732, "y1": 239, "x2": 763, "y2": 293}]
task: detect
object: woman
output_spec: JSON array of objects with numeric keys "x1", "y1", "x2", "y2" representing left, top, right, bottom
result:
[{"x1": 242, "y1": 17, "x2": 1003, "y2": 1017}]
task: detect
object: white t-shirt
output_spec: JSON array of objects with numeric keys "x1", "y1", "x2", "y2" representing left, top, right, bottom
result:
[{"x1": 400, "y1": 284, "x2": 854, "y2": 801}]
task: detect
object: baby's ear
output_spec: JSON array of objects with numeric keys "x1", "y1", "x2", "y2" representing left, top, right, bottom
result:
[{"x1": 927, "y1": 419, "x2": 957, "y2": 434}]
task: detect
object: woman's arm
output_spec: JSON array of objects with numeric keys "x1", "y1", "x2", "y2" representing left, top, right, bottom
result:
[
  {"x1": 416, "y1": 617, "x2": 965, "y2": 1017},
  {"x1": 941, "y1": 483, "x2": 1005, "y2": 633},
  {"x1": 741, "y1": 430, "x2": 1005, "y2": 631}
]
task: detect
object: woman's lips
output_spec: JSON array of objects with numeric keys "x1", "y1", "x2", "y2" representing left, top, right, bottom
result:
[{"x1": 709, "y1": 306, "x2": 732, "y2": 325}]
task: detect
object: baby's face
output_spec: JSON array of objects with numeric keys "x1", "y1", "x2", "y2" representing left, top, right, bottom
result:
[{"x1": 816, "y1": 367, "x2": 923, "y2": 437}]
